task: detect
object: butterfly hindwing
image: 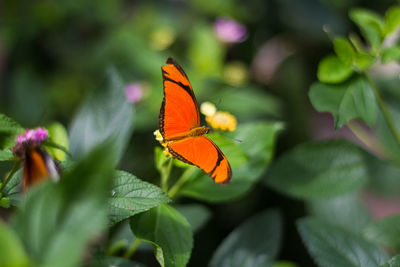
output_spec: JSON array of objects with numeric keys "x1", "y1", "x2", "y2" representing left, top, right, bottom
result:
[
  {"x1": 160, "y1": 58, "x2": 200, "y2": 139},
  {"x1": 167, "y1": 136, "x2": 232, "y2": 184}
]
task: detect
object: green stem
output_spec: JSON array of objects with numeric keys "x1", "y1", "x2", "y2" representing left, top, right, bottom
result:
[
  {"x1": 347, "y1": 120, "x2": 385, "y2": 156},
  {"x1": 161, "y1": 158, "x2": 173, "y2": 193},
  {"x1": 367, "y1": 75, "x2": 400, "y2": 147},
  {"x1": 0, "y1": 161, "x2": 20, "y2": 193},
  {"x1": 168, "y1": 167, "x2": 197, "y2": 198},
  {"x1": 123, "y1": 238, "x2": 142, "y2": 259}
]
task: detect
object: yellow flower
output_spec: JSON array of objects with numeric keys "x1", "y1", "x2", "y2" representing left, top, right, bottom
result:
[
  {"x1": 153, "y1": 129, "x2": 163, "y2": 142},
  {"x1": 200, "y1": 102, "x2": 217, "y2": 117},
  {"x1": 206, "y1": 111, "x2": 237, "y2": 132}
]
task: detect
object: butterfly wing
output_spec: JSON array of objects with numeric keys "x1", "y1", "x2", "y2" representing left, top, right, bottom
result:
[
  {"x1": 23, "y1": 147, "x2": 59, "y2": 190},
  {"x1": 167, "y1": 136, "x2": 232, "y2": 184},
  {"x1": 159, "y1": 58, "x2": 200, "y2": 139}
]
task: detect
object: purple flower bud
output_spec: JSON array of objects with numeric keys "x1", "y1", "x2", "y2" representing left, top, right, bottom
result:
[
  {"x1": 13, "y1": 128, "x2": 48, "y2": 154},
  {"x1": 214, "y1": 17, "x2": 247, "y2": 44},
  {"x1": 124, "y1": 83, "x2": 143, "y2": 104}
]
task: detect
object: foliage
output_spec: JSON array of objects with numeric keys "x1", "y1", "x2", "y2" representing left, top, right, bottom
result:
[{"x1": 1, "y1": 1, "x2": 400, "y2": 267}]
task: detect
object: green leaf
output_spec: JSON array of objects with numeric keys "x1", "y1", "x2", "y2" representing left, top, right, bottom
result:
[
  {"x1": 180, "y1": 121, "x2": 282, "y2": 202},
  {"x1": 0, "y1": 149, "x2": 13, "y2": 161},
  {"x1": 130, "y1": 204, "x2": 193, "y2": 267},
  {"x1": 69, "y1": 68, "x2": 134, "y2": 166},
  {"x1": 265, "y1": 140, "x2": 369, "y2": 199},
  {"x1": 273, "y1": 261, "x2": 299, "y2": 267},
  {"x1": 12, "y1": 144, "x2": 115, "y2": 267},
  {"x1": 384, "y1": 6, "x2": 400, "y2": 36},
  {"x1": 365, "y1": 157, "x2": 400, "y2": 196},
  {"x1": 0, "y1": 113, "x2": 24, "y2": 149},
  {"x1": 334, "y1": 37, "x2": 356, "y2": 66},
  {"x1": 381, "y1": 255, "x2": 400, "y2": 267},
  {"x1": 354, "y1": 51, "x2": 375, "y2": 70},
  {"x1": 382, "y1": 46, "x2": 400, "y2": 64},
  {"x1": 175, "y1": 204, "x2": 211, "y2": 232},
  {"x1": 210, "y1": 209, "x2": 282, "y2": 267},
  {"x1": 108, "y1": 170, "x2": 170, "y2": 225},
  {"x1": 307, "y1": 194, "x2": 371, "y2": 234},
  {"x1": 0, "y1": 220, "x2": 31, "y2": 267},
  {"x1": 3, "y1": 169, "x2": 22, "y2": 207},
  {"x1": 317, "y1": 55, "x2": 353, "y2": 84},
  {"x1": 46, "y1": 122, "x2": 69, "y2": 161},
  {"x1": 188, "y1": 24, "x2": 224, "y2": 77},
  {"x1": 298, "y1": 217, "x2": 388, "y2": 267},
  {"x1": 364, "y1": 215, "x2": 400, "y2": 249},
  {"x1": 309, "y1": 77, "x2": 377, "y2": 129},
  {"x1": 349, "y1": 8, "x2": 384, "y2": 50}
]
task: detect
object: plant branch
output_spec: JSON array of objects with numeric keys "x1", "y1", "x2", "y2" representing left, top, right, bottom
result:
[
  {"x1": 161, "y1": 157, "x2": 173, "y2": 193},
  {"x1": 367, "y1": 74, "x2": 400, "y2": 147},
  {"x1": 168, "y1": 167, "x2": 197, "y2": 198},
  {"x1": 123, "y1": 238, "x2": 142, "y2": 259}
]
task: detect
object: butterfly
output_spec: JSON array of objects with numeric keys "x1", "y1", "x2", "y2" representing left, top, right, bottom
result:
[
  {"x1": 21, "y1": 146, "x2": 59, "y2": 190},
  {"x1": 158, "y1": 58, "x2": 232, "y2": 184}
]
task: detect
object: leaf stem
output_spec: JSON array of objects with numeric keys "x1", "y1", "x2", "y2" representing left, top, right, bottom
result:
[
  {"x1": 367, "y1": 74, "x2": 400, "y2": 147},
  {"x1": 347, "y1": 120, "x2": 385, "y2": 156},
  {"x1": 168, "y1": 167, "x2": 197, "y2": 198},
  {"x1": 123, "y1": 238, "x2": 142, "y2": 259},
  {"x1": 161, "y1": 158, "x2": 173, "y2": 193},
  {"x1": 0, "y1": 161, "x2": 20, "y2": 193}
]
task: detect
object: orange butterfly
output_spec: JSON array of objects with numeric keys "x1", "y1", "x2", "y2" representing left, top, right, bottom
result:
[{"x1": 158, "y1": 58, "x2": 232, "y2": 184}]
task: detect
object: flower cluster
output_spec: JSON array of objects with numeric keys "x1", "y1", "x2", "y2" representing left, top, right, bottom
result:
[
  {"x1": 201, "y1": 102, "x2": 237, "y2": 132},
  {"x1": 12, "y1": 128, "x2": 48, "y2": 155},
  {"x1": 214, "y1": 17, "x2": 247, "y2": 44},
  {"x1": 153, "y1": 129, "x2": 172, "y2": 157}
]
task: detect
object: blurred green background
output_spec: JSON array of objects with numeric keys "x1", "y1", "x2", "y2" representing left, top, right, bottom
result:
[{"x1": 1, "y1": 0, "x2": 398, "y2": 266}]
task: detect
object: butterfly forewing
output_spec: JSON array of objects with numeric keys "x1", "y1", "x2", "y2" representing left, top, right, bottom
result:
[{"x1": 160, "y1": 58, "x2": 200, "y2": 139}]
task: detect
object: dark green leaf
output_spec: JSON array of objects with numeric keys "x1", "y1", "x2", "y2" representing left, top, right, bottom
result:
[
  {"x1": 0, "y1": 114, "x2": 24, "y2": 149},
  {"x1": 384, "y1": 6, "x2": 400, "y2": 36},
  {"x1": 3, "y1": 169, "x2": 22, "y2": 207},
  {"x1": 175, "y1": 204, "x2": 211, "y2": 232},
  {"x1": 334, "y1": 38, "x2": 356, "y2": 66},
  {"x1": 317, "y1": 55, "x2": 353, "y2": 84},
  {"x1": 349, "y1": 8, "x2": 384, "y2": 50},
  {"x1": 365, "y1": 157, "x2": 400, "y2": 196},
  {"x1": 108, "y1": 170, "x2": 170, "y2": 225},
  {"x1": 309, "y1": 77, "x2": 377, "y2": 129},
  {"x1": 213, "y1": 86, "x2": 282, "y2": 119},
  {"x1": 364, "y1": 215, "x2": 400, "y2": 249},
  {"x1": 130, "y1": 204, "x2": 193, "y2": 267},
  {"x1": 0, "y1": 149, "x2": 13, "y2": 161},
  {"x1": 381, "y1": 255, "x2": 400, "y2": 267},
  {"x1": 180, "y1": 121, "x2": 282, "y2": 202},
  {"x1": 210, "y1": 209, "x2": 282, "y2": 267},
  {"x1": 0, "y1": 220, "x2": 31, "y2": 267},
  {"x1": 265, "y1": 140, "x2": 368, "y2": 199},
  {"x1": 382, "y1": 46, "x2": 400, "y2": 64},
  {"x1": 307, "y1": 194, "x2": 371, "y2": 234},
  {"x1": 69, "y1": 68, "x2": 134, "y2": 166},
  {"x1": 298, "y1": 217, "x2": 388, "y2": 267},
  {"x1": 13, "y1": 144, "x2": 114, "y2": 267}
]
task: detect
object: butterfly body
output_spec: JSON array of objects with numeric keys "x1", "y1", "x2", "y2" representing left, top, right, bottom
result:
[{"x1": 158, "y1": 58, "x2": 232, "y2": 184}]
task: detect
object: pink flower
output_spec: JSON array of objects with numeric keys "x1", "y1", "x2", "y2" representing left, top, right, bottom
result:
[
  {"x1": 214, "y1": 17, "x2": 247, "y2": 44},
  {"x1": 13, "y1": 128, "x2": 48, "y2": 153},
  {"x1": 124, "y1": 83, "x2": 143, "y2": 104}
]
